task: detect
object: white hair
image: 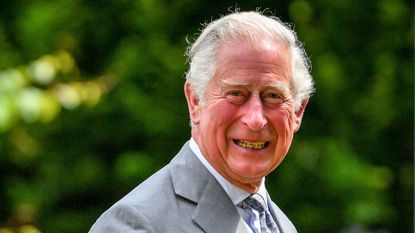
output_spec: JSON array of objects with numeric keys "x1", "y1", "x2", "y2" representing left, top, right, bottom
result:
[{"x1": 185, "y1": 11, "x2": 314, "y2": 110}]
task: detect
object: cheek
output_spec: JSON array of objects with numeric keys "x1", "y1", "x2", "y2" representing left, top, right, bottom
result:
[
  {"x1": 204, "y1": 102, "x2": 239, "y2": 125},
  {"x1": 269, "y1": 106, "x2": 296, "y2": 135},
  {"x1": 268, "y1": 108, "x2": 296, "y2": 160},
  {"x1": 199, "y1": 101, "x2": 239, "y2": 148}
]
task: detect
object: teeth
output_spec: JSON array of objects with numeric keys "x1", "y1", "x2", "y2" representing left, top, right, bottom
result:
[{"x1": 236, "y1": 140, "x2": 266, "y2": 150}]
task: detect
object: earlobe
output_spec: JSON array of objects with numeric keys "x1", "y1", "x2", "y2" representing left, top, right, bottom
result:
[
  {"x1": 184, "y1": 82, "x2": 201, "y2": 125},
  {"x1": 293, "y1": 99, "x2": 308, "y2": 132}
]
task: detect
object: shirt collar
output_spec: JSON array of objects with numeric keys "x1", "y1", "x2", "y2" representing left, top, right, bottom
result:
[{"x1": 189, "y1": 138, "x2": 268, "y2": 206}]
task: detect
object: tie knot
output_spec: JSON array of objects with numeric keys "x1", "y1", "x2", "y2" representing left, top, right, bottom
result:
[{"x1": 242, "y1": 194, "x2": 266, "y2": 212}]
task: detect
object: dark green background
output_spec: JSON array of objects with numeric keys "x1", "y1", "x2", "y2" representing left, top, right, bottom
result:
[{"x1": 0, "y1": 0, "x2": 412, "y2": 232}]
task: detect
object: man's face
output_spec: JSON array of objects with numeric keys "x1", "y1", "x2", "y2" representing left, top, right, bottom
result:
[{"x1": 185, "y1": 38, "x2": 307, "y2": 192}]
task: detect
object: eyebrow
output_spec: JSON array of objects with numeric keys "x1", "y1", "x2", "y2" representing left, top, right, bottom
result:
[
  {"x1": 219, "y1": 79, "x2": 249, "y2": 93},
  {"x1": 220, "y1": 79, "x2": 249, "y2": 87},
  {"x1": 265, "y1": 83, "x2": 291, "y2": 97}
]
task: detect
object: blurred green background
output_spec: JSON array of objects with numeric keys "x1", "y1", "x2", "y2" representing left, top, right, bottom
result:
[{"x1": 0, "y1": 0, "x2": 412, "y2": 232}]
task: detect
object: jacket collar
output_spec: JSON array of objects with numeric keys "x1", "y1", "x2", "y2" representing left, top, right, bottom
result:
[
  {"x1": 267, "y1": 193, "x2": 298, "y2": 233},
  {"x1": 170, "y1": 142, "x2": 250, "y2": 233}
]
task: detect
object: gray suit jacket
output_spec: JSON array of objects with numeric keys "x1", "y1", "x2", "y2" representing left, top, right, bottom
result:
[{"x1": 89, "y1": 142, "x2": 297, "y2": 233}]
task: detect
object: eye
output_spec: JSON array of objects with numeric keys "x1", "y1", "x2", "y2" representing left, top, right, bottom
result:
[
  {"x1": 264, "y1": 92, "x2": 282, "y2": 99},
  {"x1": 262, "y1": 92, "x2": 285, "y2": 104},
  {"x1": 230, "y1": 90, "x2": 242, "y2": 96},
  {"x1": 266, "y1": 92, "x2": 281, "y2": 99},
  {"x1": 225, "y1": 89, "x2": 247, "y2": 104}
]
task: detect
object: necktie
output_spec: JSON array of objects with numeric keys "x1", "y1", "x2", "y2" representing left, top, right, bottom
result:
[{"x1": 240, "y1": 194, "x2": 279, "y2": 233}]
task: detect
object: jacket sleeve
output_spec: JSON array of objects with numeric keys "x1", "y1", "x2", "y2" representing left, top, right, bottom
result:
[{"x1": 89, "y1": 204, "x2": 157, "y2": 233}]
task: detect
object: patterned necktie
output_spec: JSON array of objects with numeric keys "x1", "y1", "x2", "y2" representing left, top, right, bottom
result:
[{"x1": 240, "y1": 194, "x2": 279, "y2": 233}]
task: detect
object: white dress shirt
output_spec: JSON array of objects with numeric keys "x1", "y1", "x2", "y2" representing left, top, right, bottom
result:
[{"x1": 189, "y1": 138, "x2": 271, "y2": 233}]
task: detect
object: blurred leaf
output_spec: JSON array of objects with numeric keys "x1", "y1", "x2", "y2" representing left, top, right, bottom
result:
[{"x1": 0, "y1": 1, "x2": 411, "y2": 233}]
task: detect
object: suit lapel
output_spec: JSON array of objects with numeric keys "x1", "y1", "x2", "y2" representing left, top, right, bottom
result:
[
  {"x1": 170, "y1": 142, "x2": 250, "y2": 233},
  {"x1": 267, "y1": 193, "x2": 297, "y2": 233},
  {"x1": 192, "y1": 176, "x2": 250, "y2": 233}
]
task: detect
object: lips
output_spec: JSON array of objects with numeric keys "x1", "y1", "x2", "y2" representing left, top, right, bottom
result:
[{"x1": 234, "y1": 139, "x2": 269, "y2": 150}]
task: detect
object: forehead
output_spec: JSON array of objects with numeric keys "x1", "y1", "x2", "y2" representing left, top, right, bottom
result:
[
  {"x1": 214, "y1": 39, "x2": 292, "y2": 84},
  {"x1": 217, "y1": 39, "x2": 290, "y2": 63}
]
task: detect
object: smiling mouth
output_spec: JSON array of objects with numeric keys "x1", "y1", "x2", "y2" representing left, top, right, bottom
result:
[{"x1": 234, "y1": 140, "x2": 269, "y2": 150}]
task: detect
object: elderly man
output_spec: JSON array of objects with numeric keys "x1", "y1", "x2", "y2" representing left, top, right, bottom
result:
[{"x1": 90, "y1": 11, "x2": 314, "y2": 233}]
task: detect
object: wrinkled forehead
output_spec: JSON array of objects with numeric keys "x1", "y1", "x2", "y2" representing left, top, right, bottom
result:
[
  {"x1": 214, "y1": 39, "x2": 292, "y2": 77},
  {"x1": 213, "y1": 39, "x2": 294, "y2": 92},
  {"x1": 216, "y1": 39, "x2": 291, "y2": 65}
]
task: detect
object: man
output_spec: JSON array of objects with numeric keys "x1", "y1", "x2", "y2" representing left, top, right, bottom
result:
[{"x1": 90, "y1": 10, "x2": 314, "y2": 233}]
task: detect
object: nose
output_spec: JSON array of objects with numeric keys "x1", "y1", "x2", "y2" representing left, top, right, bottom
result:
[{"x1": 241, "y1": 95, "x2": 267, "y2": 131}]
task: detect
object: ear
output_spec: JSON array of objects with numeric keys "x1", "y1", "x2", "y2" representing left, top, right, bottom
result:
[
  {"x1": 293, "y1": 99, "x2": 308, "y2": 132},
  {"x1": 184, "y1": 81, "x2": 201, "y2": 125}
]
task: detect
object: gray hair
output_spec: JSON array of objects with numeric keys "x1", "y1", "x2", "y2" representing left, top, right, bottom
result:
[{"x1": 185, "y1": 11, "x2": 314, "y2": 110}]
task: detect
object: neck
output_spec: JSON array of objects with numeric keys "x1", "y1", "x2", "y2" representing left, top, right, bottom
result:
[{"x1": 224, "y1": 174, "x2": 263, "y2": 194}]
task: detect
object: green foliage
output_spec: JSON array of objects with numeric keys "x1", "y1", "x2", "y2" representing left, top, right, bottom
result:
[{"x1": 0, "y1": 0, "x2": 412, "y2": 233}]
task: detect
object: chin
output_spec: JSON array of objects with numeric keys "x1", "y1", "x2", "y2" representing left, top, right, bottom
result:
[{"x1": 232, "y1": 164, "x2": 272, "y2": 180}]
